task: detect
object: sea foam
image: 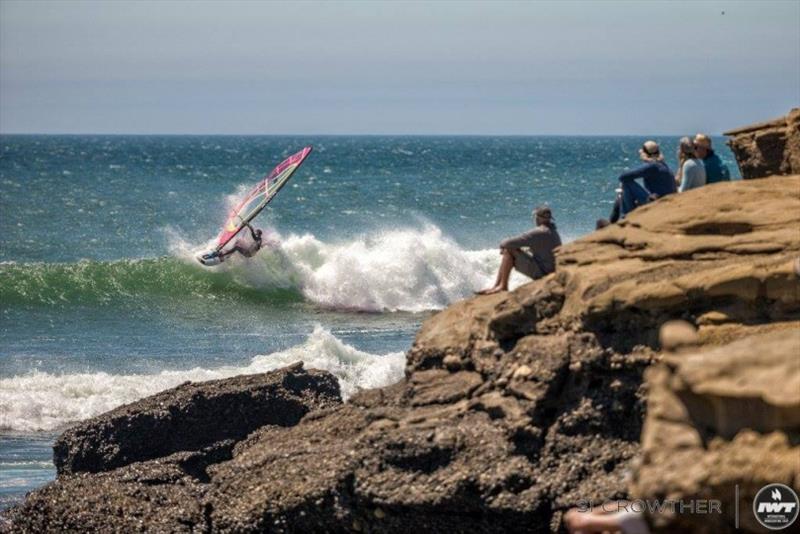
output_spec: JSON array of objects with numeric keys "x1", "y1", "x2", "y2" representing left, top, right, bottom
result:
[
  {"x1": 279, "y1": 225, "x2": 500, "y2": 311},
  {"x1": 176, "y1": 224, "x2": 528, "y2": 312},
  {"x1": 0, "y1": 327, "x2": 405, "y2": 432},
  {"x1": 1, "y1": 225, "x2": 530, "y2": 310}
]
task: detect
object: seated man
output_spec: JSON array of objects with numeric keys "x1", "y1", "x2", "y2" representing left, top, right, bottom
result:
[
  {"x1": 477, "y1": 206, "x2": 561, "y2": 295},
  {"x1": 693, "y1": 133, "x2": 730, "y2": 184},
  {"x1": 618, "y1": 140, "x2": 676, "y2": 217}
]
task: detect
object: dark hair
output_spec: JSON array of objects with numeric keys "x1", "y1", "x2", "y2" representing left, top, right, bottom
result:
[{"x1": 534, "y1": 206, "x2": 555, "y2": 229}]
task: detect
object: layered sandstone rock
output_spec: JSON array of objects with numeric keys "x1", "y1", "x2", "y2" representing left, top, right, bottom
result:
[
  {"x1": 725, "y1": 108, "x2": 800, "y2": 179},
  {"x1": 556, "y1": 175, "x2": 800, "y2": 350},
  {"x1": 5, "y1": 176, "x2": 800, "y2": 533},
  {"x1": 632, "y1": 330, "x2": 800, "y2": 533}
]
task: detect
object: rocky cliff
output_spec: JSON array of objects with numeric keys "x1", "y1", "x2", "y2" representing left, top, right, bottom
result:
[
  {"x1": 725, "y1": 108, "x2": 800, "y2": 179},
  {"x1": 4, "y1": 176, "x2": 800, "y2": 533},
  {"x1": 632, "y1": 330, "x2": 800, "y2": 533}
]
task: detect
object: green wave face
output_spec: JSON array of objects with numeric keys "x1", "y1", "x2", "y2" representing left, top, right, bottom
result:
[{"x1": 0, "y1": 258, "x2": 305, "y2": 307}]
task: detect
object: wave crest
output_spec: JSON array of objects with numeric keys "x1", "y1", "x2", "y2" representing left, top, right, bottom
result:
[
  {"x1": 4, "y1": 225, "x2": 511, "y2": 312},
  {"x1": 279, "y1": 225, "x2": 498, "y2": 311}
]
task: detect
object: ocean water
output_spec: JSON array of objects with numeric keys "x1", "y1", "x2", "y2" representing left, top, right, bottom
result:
[{"x1": 0, "y1": 135, "x2": 738, "y2": 509}]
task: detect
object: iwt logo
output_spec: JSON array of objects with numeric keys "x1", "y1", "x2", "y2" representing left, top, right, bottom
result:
[{"x1": 753, "y1": 484, "x2": 799, "y2": 530}]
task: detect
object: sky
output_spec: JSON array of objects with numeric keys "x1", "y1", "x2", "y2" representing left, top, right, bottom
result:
[{"x1": 0, "y1": 0, "x2": 798, "y2": 135}]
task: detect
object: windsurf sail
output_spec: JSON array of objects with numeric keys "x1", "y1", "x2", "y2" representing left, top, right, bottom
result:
[{"x1": 213, "y1": 146, "x2": 312, "y2": 252}]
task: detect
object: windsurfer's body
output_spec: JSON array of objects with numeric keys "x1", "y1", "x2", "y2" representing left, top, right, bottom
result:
[
  {"x1": 222, "y1": 223, "x2": 263, "y2": 260},
  {"x1": 199, "y1": 224, "x2": 263, "y2": 265}
]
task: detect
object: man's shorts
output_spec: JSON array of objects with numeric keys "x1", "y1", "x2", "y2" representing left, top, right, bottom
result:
[{"x1": 509, "y1": 249, "x2": 545, "y2": 280}]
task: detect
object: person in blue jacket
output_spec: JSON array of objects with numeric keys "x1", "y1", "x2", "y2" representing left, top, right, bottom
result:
[
  {"x1": 693, "y1": 134, "x2": 731, "y2": 184},
  {"x1": 616, "y1": 140, "x2": 676, "y2": 217}
]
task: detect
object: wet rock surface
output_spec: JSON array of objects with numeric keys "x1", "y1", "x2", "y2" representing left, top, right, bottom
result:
[{"x1": 4, "y1": 176, "x2": 800, "y2": 533}]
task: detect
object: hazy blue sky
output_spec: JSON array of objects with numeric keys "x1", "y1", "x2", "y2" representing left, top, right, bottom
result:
[{"x1": 1, "y1": 0, "x2": 798, "y2": 134}]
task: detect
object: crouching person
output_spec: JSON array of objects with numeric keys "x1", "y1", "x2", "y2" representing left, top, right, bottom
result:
[{"x1": 477, "y1": 206, "x2": 561, "y2": 295}]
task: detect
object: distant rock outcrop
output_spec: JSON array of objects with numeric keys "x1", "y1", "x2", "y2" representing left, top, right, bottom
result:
[
  {"x1": 5, "y1": 176, "x2": 800, "y2": 533},
  {"x1": 725, "y1": 108, "x2": 800, "y2": 179},
  {"x1": 632, "y1": 329, "x2": 800, "y2": 533}
]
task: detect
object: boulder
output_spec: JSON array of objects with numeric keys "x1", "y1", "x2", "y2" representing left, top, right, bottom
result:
[
  {"x1": 631, "y1": 330, "x2": 800, "y2": 533},
  {"x1": 54, "y1": 362, "x2": 341, "y2": 474},
  {"x1": 724, "y1": 108, "x2": 800, "y2": 179}
]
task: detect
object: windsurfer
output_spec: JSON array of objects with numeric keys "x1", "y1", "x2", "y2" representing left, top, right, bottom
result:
[{"x1": 202, "y1": 223, "x2": 263, "y2": 263}]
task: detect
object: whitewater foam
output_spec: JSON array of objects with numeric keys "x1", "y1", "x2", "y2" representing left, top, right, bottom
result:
[
  {"x1": 175, "y1": 223, "x2": 529, "y2": 312},
  {"x1": 2, "y1": 225, "x2": 531, "y2": 310},
  {"x1": 279, "y1": 225, "x2": 500, "y2": 311},
  {"x1": 0, "y1": 327, "x2": 405, "y2": 432}
]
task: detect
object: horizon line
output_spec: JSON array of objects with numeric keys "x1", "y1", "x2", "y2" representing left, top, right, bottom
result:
[{"x1": 0, "y1": 131, "x2": 729, "y2": 137}]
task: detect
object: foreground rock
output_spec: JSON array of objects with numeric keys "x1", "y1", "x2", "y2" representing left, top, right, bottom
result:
[
  {"x1": 5, "y1": 176, "x2": 800, "y2": 532},
  {"x1": 55, "y1": 362, "x2": 342, "y2": 475},
  {"x1": 5, "y1": 363, "x2": 342, "y2": 532},
  {"x1": 207, "y1": 334, "x2": 649, "y2": 532},
  {"x1": 632, "y1": 330, "x2": 800, "y2": 533},
  {"x1": 725, "y1": 108, "x2": 800, "y2": 179}
]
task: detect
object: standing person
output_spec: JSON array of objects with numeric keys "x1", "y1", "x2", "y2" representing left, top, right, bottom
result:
[
  {"x1": 617, "y1": 140, "x2": 676, "y2": 217},
  {"x1": 693, "y1": 133, "x2": 730, "y2": 184},
  {"x1": 477, "y1": 206, "x2": 561, "y2": 295},
  {"x1": 676, "y1": 137, "x2": 706, "y2": 192}
]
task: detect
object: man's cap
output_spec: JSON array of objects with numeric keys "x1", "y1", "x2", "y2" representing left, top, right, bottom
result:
[
  {"x1": 641, "y1": 140, "x2": 660, "y2": 156},
  {"x1": 534, "y1": 205, "x2": 554, "y2": 220},
  {"x1": 693, "y1": 134, "x2": 712, "y2": 148}
]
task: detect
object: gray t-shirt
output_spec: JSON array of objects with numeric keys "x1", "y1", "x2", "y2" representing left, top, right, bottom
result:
[
  {"x1": 679, "y1": 158, "x2": 707, "y2": 192},
  {"x1": 500, "y1": 224, "x2": 562, "y2": 274}
]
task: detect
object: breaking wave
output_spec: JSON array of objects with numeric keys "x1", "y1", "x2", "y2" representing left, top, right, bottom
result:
[
  {"x1": 3, "y1": 225, "x2": 519, "y2": 312},
  {"x1": 0, "y1": 327, "x2": 405, "y2": 432}
]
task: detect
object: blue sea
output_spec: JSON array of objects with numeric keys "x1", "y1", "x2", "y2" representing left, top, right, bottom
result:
[{"x1": 0, "y1": 135, "x2": 738, "y2": 509}]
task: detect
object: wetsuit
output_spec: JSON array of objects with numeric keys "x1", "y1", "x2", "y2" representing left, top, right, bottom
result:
[{"x1": 219, "y1": 225, "x2": 262, "y2": 261}]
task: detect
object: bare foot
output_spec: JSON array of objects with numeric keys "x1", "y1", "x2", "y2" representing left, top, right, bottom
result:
[{"x1": 475, "y1": 286, "x2": 504, "y2": 295}]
